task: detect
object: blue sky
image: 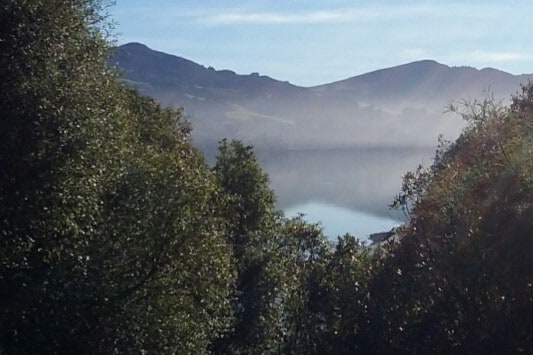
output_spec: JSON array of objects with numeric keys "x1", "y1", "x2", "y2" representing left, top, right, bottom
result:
[{"x1": 110, "y1": 0, "x2": 533, "y2": 87}]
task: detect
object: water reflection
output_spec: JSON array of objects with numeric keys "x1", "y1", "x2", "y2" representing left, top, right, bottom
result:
[
  {"x1": 285, "y1": 202, "x2": 401, "y2": 240},
  {"x1": 256, "y1": 147, "x2": 436, "y2": 237}
]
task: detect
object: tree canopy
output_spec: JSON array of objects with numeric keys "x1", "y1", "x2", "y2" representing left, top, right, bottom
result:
[
  {"x1": 0, "y1": 1, "x2": 235, "y2": 353},
  {"x1": 367, "y1": 89, "x2": 533, "y2": 353}
]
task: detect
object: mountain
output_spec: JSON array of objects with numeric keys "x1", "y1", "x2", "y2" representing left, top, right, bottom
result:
[
  {"x1": 314, "y1": 60, "x2": 531, "y2": 109},
  {"x1": 112, "y1": 42, "x2": 305, "y2": 103},
  {"x1": 111, "y1": 43, "x2": 533, "y2": 150}
]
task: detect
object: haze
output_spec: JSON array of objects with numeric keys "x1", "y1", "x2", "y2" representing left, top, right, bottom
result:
[
  {"x1": 110, "y1": 1, "x2": 533, "y2": 236},
  {"x1": 113, "y1": 40, "x2": 533, "y2": 237}
]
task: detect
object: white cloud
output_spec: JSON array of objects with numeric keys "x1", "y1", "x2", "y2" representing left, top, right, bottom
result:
[
  {"x1": 441, "y1": 50, "x2": 533, "y2": 69},
  {"x1": 204, "y1": 9, "x2": 379, "y2": 25},
  {"x1": 198, "y1": 3, "x2": 506, "y2": 26},
  {"x1": 111, "y1": 1, "x2": 533, "y2": 84},
  {"x1": 465, "y1": 50, "x2": 533, "y2": 63}
]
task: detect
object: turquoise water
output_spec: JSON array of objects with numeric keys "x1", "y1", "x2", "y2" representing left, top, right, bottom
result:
[{"x1": 285, "y1": 201, "x2": 402, "y2": 241}]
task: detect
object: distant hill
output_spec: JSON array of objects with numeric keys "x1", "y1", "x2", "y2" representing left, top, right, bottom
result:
[
  {"x1": 111, "y1": 43, "x2": 533, "y2": 149},
  {"x1": 314, "y1": 60, "x2": 531, "y2": 108},
  {"x1": 112, "y1": 42, "x2": 305, "y2": 102}
]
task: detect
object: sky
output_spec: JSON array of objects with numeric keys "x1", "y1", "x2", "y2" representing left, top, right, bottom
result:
[{"x1": 109, "y1": 0, "x2": 533, "y2": 87}]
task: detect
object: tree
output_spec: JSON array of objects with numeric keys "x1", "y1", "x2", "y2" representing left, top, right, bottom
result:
[
  {"x1": 364, "y1": 87, "x2": 533, "y2": 353},
  {"x1": 0, "y1": 1, "x2": 235, "y2": 352},
  {"x1": 323, "y1": 235, "x2": 382, "y2": 353},
  {"x1": 211, "y1": 139, "x2": 290, "y2": 354},
  {"x1": 281, "y1": 216, "x2": 332, "y2": 354}
]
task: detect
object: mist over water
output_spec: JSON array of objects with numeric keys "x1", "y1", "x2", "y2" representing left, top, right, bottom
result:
[
  {"x1": 115, "y1": 42, "x2": 527, "y2": 239},
  {"x1": 285, "y1": 202, "x2": 401, "y2": 240},
  {"x1": 203, "y1": 145, "x2": 437, "y2": 239},
  {"x1": 256, "y1": 146, "x2": 436, "y2": 239}
]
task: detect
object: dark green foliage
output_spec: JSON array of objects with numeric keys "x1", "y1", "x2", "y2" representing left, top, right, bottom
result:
[
  {"x1": 0, "y1": 2, "x2": 380, "y2": 351},
  {"x1": 364, "y1": 86, "x2": 533, "y2": 354},
  {"x1": 322, "y1": 235, "x2": 383, "y2": 353},
  {"x1": 213, "y1": 139, "x2": 277, "y2": 264},
  {"x1": 211, "y1": 139, "x2": 288, "y2": 354},
  {"x1": 209, "y1": 142, "x2": 383, "y2": 354},
  {"x1": 281, "y1": 217, "x2": 332, "y2": 354},
  {"x1": 280, "y1": 218, "x2": 383, "y2": 355},
  {"x1": 0, "y1": 1, "x2": 234, "y2": 353}
]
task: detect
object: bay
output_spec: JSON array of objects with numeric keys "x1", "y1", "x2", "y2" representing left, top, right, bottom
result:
[
  {"x1": 256, "y1": 146, "x2": 435, "y2": 240},
  {"x1": 285, "y1": 201, "x2": 401, "y2": 240}
]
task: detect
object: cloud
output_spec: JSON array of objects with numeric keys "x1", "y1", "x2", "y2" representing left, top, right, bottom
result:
[
  {"x1": 111, "y1": 1, "x2": 533, "y2": 84},
  {"x1": 465, "y1": 50, "x2": 533, "y2": 63},
  {"x1": 442, "y1": 50, "x2": 533, "y2": 68},
  {"x1": 198, "y1": 3, "x2": 506, "y2": 26},
  {"x1": 204, "y1": 9, "x2": 378, "y2": 25}
]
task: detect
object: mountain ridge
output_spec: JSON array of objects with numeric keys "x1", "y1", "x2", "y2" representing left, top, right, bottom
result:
[
  {"x1": 112, "y1": 42, "x2": 302, "y2": 94},
  {"x1": 111, "y1": 43, "x2": 533, "y2": 149},
  {"x1": 313, "y1": 59, "x2": 531, "y2": 106},
  {"x1": 114, "y1": 43, "x2": 530, "y2": 89}
]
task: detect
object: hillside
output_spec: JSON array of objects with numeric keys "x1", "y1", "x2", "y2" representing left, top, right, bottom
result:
[
  {"x1": 111, "y1": 43, "x2": 533, "y2": 149},
  {"x1": 314, "y1": 59, "x2": 531, "y2": 108},
  {"x1": 112, "y1": 42, "x2": 306, "y2": 102}
]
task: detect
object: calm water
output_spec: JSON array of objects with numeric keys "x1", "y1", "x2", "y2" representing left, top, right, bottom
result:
[
  {"x1": 285, "y1": 201, "x2": 401, "y2": 240},
  {"x1": 256, "y1": 147, "x2": 435, "y2": 240}
]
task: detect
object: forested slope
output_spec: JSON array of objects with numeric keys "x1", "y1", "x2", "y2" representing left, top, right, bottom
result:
[{"x1": 369, "y1": 89, "x2": 533, "y2": 353}]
